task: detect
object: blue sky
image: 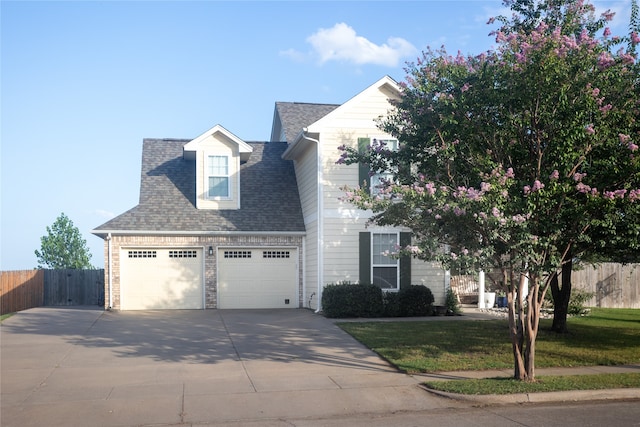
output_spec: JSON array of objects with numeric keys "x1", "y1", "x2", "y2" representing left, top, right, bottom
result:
[{"x1": 1, "y1": 0, "x2": 632, "y2": 270}]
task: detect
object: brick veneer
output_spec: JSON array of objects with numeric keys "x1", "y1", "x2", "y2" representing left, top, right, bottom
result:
[{"x1": 102, "y1": 234, "x2": 304, "y2": 310}]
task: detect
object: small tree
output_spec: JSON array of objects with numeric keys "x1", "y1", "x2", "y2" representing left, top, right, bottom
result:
[
  {"x1": 35, "y1": 213, "x2": 93, "y2": 269},
  {"x1": 338, "y1": 0, "x2": 639, "y2": 381}
]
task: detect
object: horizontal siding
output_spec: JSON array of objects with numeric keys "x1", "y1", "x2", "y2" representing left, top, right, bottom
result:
[
  {"x1": 294, "y1": 143, "x2": 318, "y2": 221},
  {"x1": 316, "y1": 85, "x2": 398, "y2": 211},
  {"x1": 412, "y1": 261, "x2": 447, "y2": 305},
  {"x1": 304, "y1": 221, "x2": 319, "y2": 310},
  {"x1": 321, "y1": 217, "x2": 447, "y2": 305}
]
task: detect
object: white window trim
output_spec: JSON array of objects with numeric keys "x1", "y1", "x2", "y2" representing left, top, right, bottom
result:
[
  {"x1": 206, "y1": 154, "x2": 232, "y2": 200},
  {"x1": 371, "y1": 231, "x2": 400, "y2": 291}
]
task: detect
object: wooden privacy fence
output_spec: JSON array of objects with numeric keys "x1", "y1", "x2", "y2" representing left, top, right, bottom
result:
[
  {"x1": 1, "y1": 269, "x2": 104, "y2": 314},
  {"x1": 0, "y1": 270, "x2": 44, "y2": 314},
  {"x1": 572, "y1": 263, "x2": 640, "y2": 309}
]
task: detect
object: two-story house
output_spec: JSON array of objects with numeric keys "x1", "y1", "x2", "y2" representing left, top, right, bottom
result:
[{"x1": 93, "y1": 76, "x2": 447, "y2": 311}]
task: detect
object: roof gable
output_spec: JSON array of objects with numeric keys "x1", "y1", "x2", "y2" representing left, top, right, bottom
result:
[
  {"x1": 183, "y1": 124, "x2": 253, "y2": 161},
  {"x1": 306, "y1": 75, "x2": 400, "y2": 133}
]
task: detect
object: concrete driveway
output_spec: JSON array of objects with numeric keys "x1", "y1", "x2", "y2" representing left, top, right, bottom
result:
[{"x1": 1, "y1": 307, "x2": 461, "y2": 426}]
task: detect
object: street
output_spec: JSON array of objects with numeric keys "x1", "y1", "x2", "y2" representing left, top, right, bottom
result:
[{"x1": 206, "y1": 400, "x2": 640, "y2": 426}]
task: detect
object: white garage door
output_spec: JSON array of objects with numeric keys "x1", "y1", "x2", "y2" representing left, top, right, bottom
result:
[
  {"x1": 120, "y1": 248, "x2": 204, "y2": 310},
  {"x1": 218, "y1": 248, "x2": 298, "y2": 309}
]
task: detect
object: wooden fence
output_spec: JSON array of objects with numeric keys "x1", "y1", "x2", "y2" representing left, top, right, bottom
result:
[
  {"x1": 572, "y1": 263, "x2": 640, "y2": 309},
  {"x1": 0, "y1": 270, "x2": 44, "y2": 314},
  {"x1": 1, "y1": 269, "x2": 104, "y2": 315}
]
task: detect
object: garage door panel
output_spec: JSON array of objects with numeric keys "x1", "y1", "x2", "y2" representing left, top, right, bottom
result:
[
  {"x1": 218, "y1": 248, "x2": 297, "y2": 309},
  {"x1": 121, "y1": 248, "x2": 203, "y2": 310}
]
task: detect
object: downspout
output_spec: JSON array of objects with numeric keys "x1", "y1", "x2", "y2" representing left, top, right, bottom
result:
[
  {"x1": 301, "y1": 128, "x2": 323, "y2": 313},
  {"x1": 106, "y1": 233, "x2": 113, "y2": 310}
]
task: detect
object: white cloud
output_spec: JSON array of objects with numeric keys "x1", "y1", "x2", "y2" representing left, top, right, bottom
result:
[{"x1": 304, "y1": 22, "x2": 417, "y2": 67}]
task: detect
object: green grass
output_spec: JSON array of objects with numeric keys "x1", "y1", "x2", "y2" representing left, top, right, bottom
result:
[
  {"x1": 0, "y1": 313, "x2": 15, "y2": 322},
  {"x1": 337, "y1": 308, "x2": 640, "y2": 394},
  {"x1": 425, "y1": 373, "x2": 640, "y2": 395}
]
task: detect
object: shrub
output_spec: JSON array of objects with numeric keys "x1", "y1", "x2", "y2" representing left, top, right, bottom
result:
[
  {"x1": 382, "y1": 291, "x2": 400, "y2": 317},
  {"x1": 398, "y1": 285, "x2": 434, "y2": 317},
  {"x1": 568, "y1": 288, "x2": 594, "y2": 316},
  {"x1": 445, "y1": 287, "x2": 462, "y2": 315},
  {"x1": 321, "y1": 282, "x2": 383, "y2": 318}
]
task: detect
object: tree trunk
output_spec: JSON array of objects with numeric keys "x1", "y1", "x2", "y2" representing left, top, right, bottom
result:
[
  {"x1": 551, "y1": 256, "x2": 572, "y2": 333},
  {"x1": 506, "y1": 269, "x2": 527, "y2": 380}
]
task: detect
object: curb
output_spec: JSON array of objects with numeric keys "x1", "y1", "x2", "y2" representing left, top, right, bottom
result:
[{"x1": 421, "y1": 385, "x2": 640, "y2": 405}]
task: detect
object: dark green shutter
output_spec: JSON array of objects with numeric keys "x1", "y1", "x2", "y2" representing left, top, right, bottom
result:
[
  {"x1": 399, "y1": 232, "x2": 412, "y2": 289},
  {"x1": 359, "y1": 232, "x2": 371, "y2": 285},
  {"x1": 357, "y1": 137, "x2": 370, "y2": 190}
]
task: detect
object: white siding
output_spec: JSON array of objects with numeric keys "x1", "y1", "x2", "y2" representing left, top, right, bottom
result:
[
  {"x1": 412, "y1": 260, "x2": 447, "y2": 305},
  {"x1": 313, "y1": 78, "x2": 447, "y2": 303},
  {"x1": 195, "y1": 134, "x2": 240, "y2": 210},
  {"x1": 282, "y1": 77, "x2": 447, "y2": 308}
]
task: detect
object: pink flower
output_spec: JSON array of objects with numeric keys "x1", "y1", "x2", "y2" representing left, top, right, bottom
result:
[
  {"x1": 632, "y1": 32, "x2": 640, "y2": 44},
  {"x1": 505, "y1": 167, "x2": 515, "y2": 178},
  {"x1": 524, "y1": 185, "x2": 531, "y2": 195},
  {"x1": 585, "y1": 124, "x2": 595, "y2": 135},
  {"x1": 603, "y1": 27, "x2": 611, "y2": 37},
  {"x1": 599, "y1": 104, "x2": 613, "y2": 114},
  {"x1": 532, "y1": 180, "x2": 544, "y2": 192},
  {"x1": 601, "y1": 10, "x2": 615, "y2": 21},
  {"x1": 576, "y1": 182, "x2": 591, "y2": 193},
  {"x1": 549, "y1": 170, "x2": 559, "y2": 180},
  {"x1": 574, "y1": 172, "x2": 587, "y2": 182},
  {"x1": 461, "y1": 83, "x2": 471, "y2": 93}
]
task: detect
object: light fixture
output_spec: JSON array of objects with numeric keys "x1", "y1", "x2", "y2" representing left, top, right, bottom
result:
[{"x1": 208, "y1": 246, "x2": 213, "y2": 256}]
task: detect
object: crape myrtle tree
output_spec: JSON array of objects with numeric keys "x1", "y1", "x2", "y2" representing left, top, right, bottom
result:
[
  {"x1": 35, "y1": 212, "x2": 93, "y2": 269},
  {"x1": 338, "y1": 0, "x2": 640, "y2": 381}
]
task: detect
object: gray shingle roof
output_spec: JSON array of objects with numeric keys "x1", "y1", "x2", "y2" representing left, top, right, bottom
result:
[
  {"x1": 93, "y1": 139, "x2": 305, "y2": 234},
  {"x1": 274, "y1": 102, "x2": 339, "y2": 143}
]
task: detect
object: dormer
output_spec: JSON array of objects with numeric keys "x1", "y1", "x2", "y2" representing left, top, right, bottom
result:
[{"x1": 183, "y1": 125, "x2": 253, "y2": 210}]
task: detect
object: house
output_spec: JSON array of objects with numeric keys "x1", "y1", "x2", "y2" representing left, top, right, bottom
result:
[{"x1": 92, "y1": 76, "x2": 447, "y2": 311}]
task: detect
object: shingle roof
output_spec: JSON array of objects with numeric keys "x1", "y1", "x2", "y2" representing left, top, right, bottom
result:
[
  {"x1": 274, "y1": 102, "x2": 339, "y2": 143},
  {"x1": 93, "y1": 139, "x2": 305, "y2": 235}
]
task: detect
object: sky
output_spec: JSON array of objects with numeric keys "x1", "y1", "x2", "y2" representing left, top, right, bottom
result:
[{"x1": 1, "y1": 0, "x2": 633, "y2": 270}]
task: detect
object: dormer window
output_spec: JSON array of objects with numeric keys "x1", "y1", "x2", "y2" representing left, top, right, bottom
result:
[{"x1": 208, "y1": 155, "x2": 230, "y2": 198}]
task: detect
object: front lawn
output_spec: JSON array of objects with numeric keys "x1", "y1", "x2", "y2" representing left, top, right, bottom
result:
[{"x1": 337, "y1": 308, "x2": 640, "y2": 373}]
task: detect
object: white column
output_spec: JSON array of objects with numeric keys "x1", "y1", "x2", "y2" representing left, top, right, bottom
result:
[{"x1": 478, "y1": 270, "x2": 485, "y2": 309}]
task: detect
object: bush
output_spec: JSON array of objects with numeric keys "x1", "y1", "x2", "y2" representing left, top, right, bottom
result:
[
  {"x1": 321, "y1": 282, "x2": 383, "y2": 318},
  {"x1": 445, "y1": 288, "x2": 462, "y2": 315},
  {"x1": 398, "y1": 285, "x2": 434, "y2": 317},
  {"x1": 568, "y1": 288, "x2": 594, "y2": 316},
  {"x1": 382, "y1": 291, "x2": 401, "y2": 317}
]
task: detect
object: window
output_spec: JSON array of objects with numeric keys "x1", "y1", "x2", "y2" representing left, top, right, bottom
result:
[
  {"x1": 224, "y1": 250, "x2": 252, "y2": 258},
  {"x1": 207, "y1": 155, "x2": 230, "y2": 198},
  {"x1": 128, "y1": 250, "x2": 157, "y2": 258},
  {"x1": 263, "y1": 250, "x2": 290, "y2": 258},
  {"x1": 372, "y1": 233, "x2": 399, "y2": 290},
  {"x1": 169, "y1": 250, "x2": 197, "y2": 258},
  {"x1": 358, "y1": 138, "x2": 399, "y2": 195}
]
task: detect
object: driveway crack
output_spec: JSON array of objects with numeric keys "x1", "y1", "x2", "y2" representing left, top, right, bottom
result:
[{"x1": 219, "y1": 312, "x2": 257, "y2": 392}]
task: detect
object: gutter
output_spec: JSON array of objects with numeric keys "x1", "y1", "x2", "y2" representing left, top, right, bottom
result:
[
  {"x1": 299, "y1": 128, "x2": 324, "y2": 313},
  {"x1": 106, "y1": 233, "x2": 113, "y2": 310},
  {"x1": 91, "y1": 230, "x2": 306, "y2": 238}
]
